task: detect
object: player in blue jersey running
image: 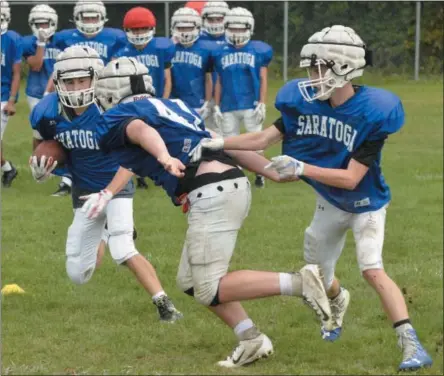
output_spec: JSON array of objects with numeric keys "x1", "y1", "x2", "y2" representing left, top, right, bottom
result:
[
  {"x1": 198, "y1": 1, "x2": 229, "y2": 134},
  {"x1": 200, "y1": 25, "x2": 433, "y2": 371},
  {"x1": 90, "y1": 56, "x2": 335, "y2": 368},
  {"x1": 28, "y1": 46, "x2": 183, "y2": 323},
  {"x1": 170, "y1": 7, "x2": 213, "y2": 124},
  {"x1": 1, "y1": 0, "x2": 21, "y2": 187},
  {"x1": 22, "y1": 4, "x2": 73, "y2": 197},
  {"x1": 114, "y1": 6, "x2": 175, "y2": 189},
  {"x1": 212, "y1": 7, "x2": 273, "y2": 188}
]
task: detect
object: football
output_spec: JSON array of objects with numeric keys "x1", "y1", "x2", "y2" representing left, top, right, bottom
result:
[{"x1": 33, "y1": 140, "x2": 67, "y2": 166}]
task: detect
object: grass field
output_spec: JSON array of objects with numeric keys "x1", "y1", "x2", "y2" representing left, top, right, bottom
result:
[{"x1": 1, "y1": 78, "x2": 443, "y2": 375}]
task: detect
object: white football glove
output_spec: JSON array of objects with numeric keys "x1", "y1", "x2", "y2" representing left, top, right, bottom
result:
[
  {"x1": 213, "y1": 105, "x2": 224, "y2": 128},
  {"x1": 196, "y1": 101, "x2": 211, "y2": 120},
  {"x1": 188, "y1": 137, "x2": 225, "y2": 162},
  {"x1": 253, "y1": 102, "x2": 266, "y2": 125},
  {"x1": 37, "y1": 28, "x2": 51, "y2": 44},
  {"x1": 29, "y1": 155, "x2": 58, "y2": 183},
  {"x1": 80, "y1": 189, "x2": 113, "y2": 219},
  {"x1": 265, "y1": 155, "x2": 305, "y2": 179}
]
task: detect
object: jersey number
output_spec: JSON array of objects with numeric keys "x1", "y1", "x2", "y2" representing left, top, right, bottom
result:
[{"x1": 150, "y1": 98, "x2": 202, "y2": 131}]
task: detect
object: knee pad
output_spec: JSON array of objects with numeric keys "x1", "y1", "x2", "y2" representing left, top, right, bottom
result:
[
  {"x1": 194, "y1": 280, "x2": 220, "y2": 306},
  {"x1": 66, "y1": 258, "x2": 95, "y2": 285},
  {"x1": 108, "y1": 230, "x2": 139, "y2": 264}
]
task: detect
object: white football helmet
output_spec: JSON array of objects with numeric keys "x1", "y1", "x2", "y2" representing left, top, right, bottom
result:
[
  {"x1": 1, "y1": 0, "x2": 11, "y2": 35},
  {"x1": 96, "y1": 57, "x2": 156, "y2": 111},
  {"x1": 224, "y1": 7, "x2": 254, "y2": 47},
  {"x1": 202, "y1": 1, "x2": 229, "y2": 36},
  {"x1": 29, "y1": 4, "x2": 58, "y2": 40},
  {"x1": 298, "y1": 25, "x2": 371, "y2": 102},
  {"x1": 171, "y1": 7, "x2": 202, "y2": 45},
  {"x1": 73, "y1": 0, "x2": 107, "y2": 36},
  {"x1": 53, "y1": 46, "x2": 104, "y2": 108}
]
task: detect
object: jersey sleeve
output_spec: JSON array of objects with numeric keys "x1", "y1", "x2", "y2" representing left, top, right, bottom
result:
[
  {"x1": 163, "y1": 38, "x2": 176, "y2": 67},
  {"x1": 258, "y1": 42, "x2": 273, "y2": 67},
  {"x1": 112, "y1": 46, "x2": 126, "y2": 59},
  {"x1": 109, "y1": 29, "x2": 128, "y2": 59},
  {"x1": 367, "y1": 99, "x2": 405, "y2": 141},
  {"x1": 22, "y1": 36, "x2": 36, "y2": 59},
  {"x1": 12, "y1": 33, "x2": 23, "y2": 64},
  {"x1": 29, "y1": 101, "x2": 56, "y2": 140}
]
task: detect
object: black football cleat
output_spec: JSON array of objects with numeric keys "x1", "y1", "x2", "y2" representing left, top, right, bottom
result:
[
  {"x1": 254, "y1": 174, "x2": 265, "y2": 188},
  {"x1": 2, "y1": 163, "x2": 18, "y2": 188}
]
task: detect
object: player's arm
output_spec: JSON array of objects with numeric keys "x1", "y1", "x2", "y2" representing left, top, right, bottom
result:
[
  {"x1": 302, "y1": 138, "x2": 385, "y2": 190},
  {"x1": 214, "y1": 75, "x2": 221, "y2": 106},
  {"x1": 163, "y1": 67, "x2": 172, "y2": 98},
  {"x1": 125, "y1": 119, "x2": 185, "y2": 177},
  {"x1": 4, "y1": 62, "x2": 21, "y2": 116},
  {"x1": 44, "y1": 73, "x2": 55, "y2": 94},
  {"x1": 27, "y1": 45, "x2": 45, "y2": 71},
  {"x1": 205, "y1": 72, "x2": 213, "y2": 102},
  {"x1": 104, "y1": 167, "x2": 134, "y2": 196},
  {"x1": 258, "y1": 66, "x2": 268, "y2": 104}
]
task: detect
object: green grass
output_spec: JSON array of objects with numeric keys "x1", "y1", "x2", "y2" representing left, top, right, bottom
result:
[{"x1": 2, "y1": 78, "x2": 443, "y2": 375}]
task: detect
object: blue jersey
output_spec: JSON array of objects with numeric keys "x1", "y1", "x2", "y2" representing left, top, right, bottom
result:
[
  {"x1": 22, "y1": 35, "x2": 61, "y2": 99},
  {"x1": 198, "y1": 31, "x2": 225, "y2": 96},
  {"x1": 213, "y1": 40, "x2": 273, "y2": 112},
  {"x1": 53, "y1": 28, "x2": 126, "y2": 64},
  {"x1": 1, "y1": 30, "x2": 22, "y2": 101},
  {"x1": 30, "y1": 93, "x2": 123, "y2": 192},
  {"x1": 97, "y1": 98, "x2": 210, "y2": 202},
  {"x1": 170, "y1": 39, "x2": 213, "y2": 108},
  {"x1": 275, "y1": 79, "x2": 405, "y2": 213},
  {"x1": 114, "y1": 37, "x2": 175, "y2": 98}
]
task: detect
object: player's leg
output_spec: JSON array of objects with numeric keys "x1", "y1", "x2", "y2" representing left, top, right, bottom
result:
[
  {"x1": 176, "y1": 178, "x2": 330, "y2": 367},
  {"x1": 26, "y1": 96, "x2": 40, "y2": 112},
  {"x1": 65, "y1": 208, "x2": 106, "y2": 284},
  {"x1": 220, "y1": 110, "x2": 241, "y2": 137},
  {"x1": 106, "y1": 197, "x2": 182, "y2": 322},
  {"x1": 243, "y1": 108, "x2": 265, "y2": 188},
  {"x1": 1, "y1": 101, "x2": 17, "y2": 187},
  {"x1": 351, "y1": 206, "x2": 432, "y2": 370},
  {"x1": 303, "y1": 195, "x2": 352, "y2": 341}
]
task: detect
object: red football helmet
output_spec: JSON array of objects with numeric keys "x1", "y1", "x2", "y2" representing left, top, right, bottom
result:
[
  {"x1": 184, "y1": 1, "x2": 207, "y2": 15},
  {"x1": 123, "y1": 7, "x2": 156, "y2": 45}
]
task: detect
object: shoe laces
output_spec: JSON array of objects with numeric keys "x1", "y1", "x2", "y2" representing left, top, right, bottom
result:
[{"x1": 399, "y1": 329, "x2": 422, "y2": 360}]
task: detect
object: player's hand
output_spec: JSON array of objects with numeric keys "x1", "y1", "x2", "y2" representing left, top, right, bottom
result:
[
  {"x1": 158, "y1": 153, "x2": 186, "y2": 178},
  {"x1": 29, "y1": 155, "x2": 58, "y2": 183},
  {"x1": 80, "y1": 189, "x2": 113, "y2": 219},
  {"x1": 3, "y1": 101, "x2": 16, "y2": 116},
  {"x1": 196, "y1": 101, "x2": 211, "y2": 120},
  {"x1": 265, "y1": 155, "x2": 305, "y2": 179},
  {"x1": 253, "y1": 102, "x2": 266, "y2": 125},
  {"x1": 213, "y1": 105, "x2": 224, "y2": 128},
  {"x1": 37, "y1": 28, "x2": 50, "y2": 44},
  {"x1": 200, "y1": 137, "x2": 224, "y2": 151}
]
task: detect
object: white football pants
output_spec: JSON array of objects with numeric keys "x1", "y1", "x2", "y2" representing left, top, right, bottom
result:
[
  {"x1": 221, "y1": 108, "x2": 263, "y2": 137},
  {"x1": 65, "y1": 198, "x2": 138, "y2": 285},
  {"x1": 27, "y1": 96, "x2": 41, "y2": 112},
  {"x1": 304, "y1": 194, "x2": 387, "y2": 290},
  {"x1": 176, "y1": 176, "x2": 251, "y2": 306},
  {"x1": 1, "y1": 101, "x2": 10, "y2": 139}
]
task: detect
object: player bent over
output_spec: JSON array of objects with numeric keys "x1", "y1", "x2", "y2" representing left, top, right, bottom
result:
[
  {"x1": 200, "y1": 25, "x2": 433, "y2": 371},
  {"x1": 87, "y1": 57, "x2": 334, "y2": 367},
  {"x1": 28, "y1": 46, "x2": 183, "y2": 323}
]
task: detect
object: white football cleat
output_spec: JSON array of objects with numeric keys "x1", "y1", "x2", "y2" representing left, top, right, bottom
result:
[
  {"x1": 299, "y1": 264, "x2": 334, "y2": 331},
  {"x1": 217, "y1": 333, "x2": 274, "y2": 368},
  {"x1": 321, "y1": 287, "x2": 350, "y2": 342}
]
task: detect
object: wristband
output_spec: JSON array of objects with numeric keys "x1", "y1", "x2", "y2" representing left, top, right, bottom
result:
[{"x1": 36, "y1": 41, "x2": 46, "y2": 47}]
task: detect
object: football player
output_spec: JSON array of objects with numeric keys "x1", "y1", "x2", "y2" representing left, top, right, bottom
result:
[
  {"x1": 212, "y1": 7, "x2": 272, "y2": 188},
  {"x1": 200, "y1": 25, "x2": 433, "y2": 371},
  {"x1": 0, "y1": 0, "x2": 20, "y2": 187},
  {"x1": 28, "y1": 46, "x2": 183, "y2": 323},
  {"x1": 198, "y1": 1, "x2": 229, "y2": 134},
  {"x1": 88, "y1": 57, "x2": 334, "y2": 368},
  {"x1": 113, "y1": 6, "x2": 175, "y2": 190},
  {"x1": 170, "y1": 7, "x2": 213, "y2": 123},
  {"x1": 22, "y1": 4, "x2": 73, "y2": 197}
]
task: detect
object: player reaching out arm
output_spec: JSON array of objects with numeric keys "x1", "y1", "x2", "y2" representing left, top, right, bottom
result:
[
  {"x1": 28, "y1": 46, "x2": 183, "y2": 323},
  {"x1": 89, "y1": 56, "x2": 335, "y2": 368},
  {"x1": 201, "y1": 25, "x2": 433, "y2": 372}
]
